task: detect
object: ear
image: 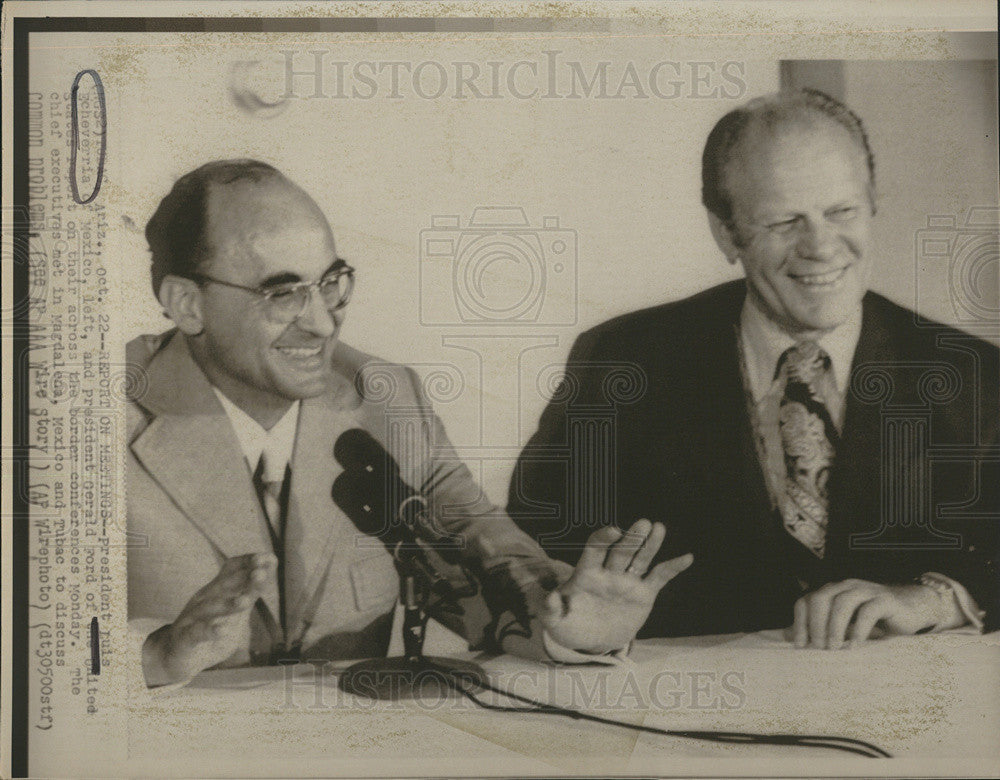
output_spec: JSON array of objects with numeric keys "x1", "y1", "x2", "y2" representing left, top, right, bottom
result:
[
  {"x1": 707, "y1": 212, "x2": 742, "y2": 266},
  {"x1": 158, "y1": 275, "x2": 205, "y2": 336}
]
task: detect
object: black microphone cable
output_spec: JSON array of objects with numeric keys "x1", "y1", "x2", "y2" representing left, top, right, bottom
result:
[
  {"x1": 421, "y1": 658, "x2": 892, "y2": 759},
  {"x1": 331, "y1": 432, "x2": 891, "y2": 758}
]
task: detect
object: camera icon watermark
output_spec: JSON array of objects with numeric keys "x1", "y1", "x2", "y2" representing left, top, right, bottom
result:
[
  {"x1": 419, "y1": 207, "x2": 577, "y2": 326},
  {"x1": 915, "y1": 207, "x2": 999, "y2": 333}
]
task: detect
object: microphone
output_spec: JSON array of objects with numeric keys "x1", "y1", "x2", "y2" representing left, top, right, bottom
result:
[
  {"x1": 331, "y1": 429, "x2": 487, "y2": 700},
  {"x1": 332, "y1": 428, "x2": 464, "y2": 560}
]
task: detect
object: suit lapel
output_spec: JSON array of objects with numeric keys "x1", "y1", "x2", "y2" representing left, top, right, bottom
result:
[
  {"x1": 283, "y1": 355, "x2": 368, "y2": 644},
  {"x1": 827, "y1": 295, "x2": 895, "y2": 561},
  {"x1": 129, "y1": 333, "x2": 282, "y2": 624},
  {"x1": 683, "y1": 291, "x2": 774, "y2": 541}
]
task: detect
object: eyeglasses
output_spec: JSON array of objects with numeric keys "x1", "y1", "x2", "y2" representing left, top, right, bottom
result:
[{"x1": 191, "y1": 262, "x2": 356, "y2": 324}]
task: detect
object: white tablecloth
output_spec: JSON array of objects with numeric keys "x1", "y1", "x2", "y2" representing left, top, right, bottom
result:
[{"x1": 128, "y1": 628, "x2": 1000, "y2": 776}]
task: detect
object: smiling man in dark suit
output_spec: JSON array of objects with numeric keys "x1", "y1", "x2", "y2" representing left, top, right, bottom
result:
[{"x1": 508, "y1": 89, "x2": 998, "y2": 648}]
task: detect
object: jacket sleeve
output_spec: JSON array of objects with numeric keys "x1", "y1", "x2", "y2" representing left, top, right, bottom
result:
[
  {"x1": 399, "y1": 364, "x2": 623, "y2": 664},
  {"x1": 928, "y1": 338, "x2": 1000, "y2": 630},
  {"x1": 506, "y1": 326, "x2": 617, "y2": 567}
]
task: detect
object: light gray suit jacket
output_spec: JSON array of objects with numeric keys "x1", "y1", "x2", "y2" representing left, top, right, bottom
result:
[{"x1": 127, "y1": 330, "x2": 563, "y2": 667}]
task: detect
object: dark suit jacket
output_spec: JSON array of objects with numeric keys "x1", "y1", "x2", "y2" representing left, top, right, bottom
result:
[{"x1": 508, "y1": 280, "x2": 999, "y2": 637}]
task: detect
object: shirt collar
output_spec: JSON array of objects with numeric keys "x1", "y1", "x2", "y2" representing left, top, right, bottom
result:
[
  {"x1": 212, "y1": 387, "x2": 300, "y2": 480},
  {"x1": 739, "y1": 294, "x2": 862, "y2": 402}
]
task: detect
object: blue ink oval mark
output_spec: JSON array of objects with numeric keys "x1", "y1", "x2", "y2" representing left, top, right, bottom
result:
[{"x1": 70, "y1": 69, "x2": 107, "y2": 205}]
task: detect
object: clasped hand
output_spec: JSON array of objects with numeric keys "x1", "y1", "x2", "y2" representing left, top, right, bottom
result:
[{"x1": 791, "y1": 578, "x2": 958, "y2": 649}]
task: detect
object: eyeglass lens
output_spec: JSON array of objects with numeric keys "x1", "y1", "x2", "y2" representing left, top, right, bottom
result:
[{"x1": 266, "y1": 273, "x2": 354, "y2": 322}]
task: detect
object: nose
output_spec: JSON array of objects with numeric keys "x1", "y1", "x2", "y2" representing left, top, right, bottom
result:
[
  {"x1": 797, "y1": 218, "x2": 839, "y2": 262},
  {"x1": 295, "y1": 286, "x2": 339, "y2": 337}
]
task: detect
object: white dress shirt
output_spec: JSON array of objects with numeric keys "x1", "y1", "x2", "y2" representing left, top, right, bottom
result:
[
  {"x1": 211, "y1": 389, "x2": 299, "y2": 480},
  {"x1": 739, "y1": 296, "x2": 861, "y2": 432}
]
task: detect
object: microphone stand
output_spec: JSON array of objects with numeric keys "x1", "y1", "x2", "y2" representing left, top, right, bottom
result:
[{"x1": 338, "y1": 540, "x2": 486, "y2": 701}]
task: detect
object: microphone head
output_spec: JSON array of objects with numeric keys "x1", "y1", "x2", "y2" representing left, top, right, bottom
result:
[
  {"x1": 333, "y1": 428, "x2": 400, "y2": 476},
  {"x1": 332, "y1": 428, "x2": 412, "y2": 546},
  {"x1": 331, "y1": 429, "x2": 467, "y2": 570},
  {"x1": 331, "y1": 467, "x2": 394, "y2": 542}
]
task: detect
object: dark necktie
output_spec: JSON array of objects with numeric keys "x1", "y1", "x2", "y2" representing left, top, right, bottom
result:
[
  {"x1": 254, "y1": 451, "x2": 287, "y2": 541},
  {"x1": 777, "y1": 340, "x2": 837, "y2": 559},
  {"x1": 253, "y1": 452, "x2": 291, "y2": 635}
]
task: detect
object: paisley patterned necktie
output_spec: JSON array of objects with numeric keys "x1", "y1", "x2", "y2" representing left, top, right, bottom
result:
[{"x1": 778, "y1": 341, "x2": 837, "y2": 559}]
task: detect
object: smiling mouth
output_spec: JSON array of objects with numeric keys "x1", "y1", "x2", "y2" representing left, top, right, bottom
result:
[
  {"x1": 275, "y1": 345, "x2": 324, "y2": 360},
  {"x1": 788, "y1": 267, "x2": 849, "y2": 288}
]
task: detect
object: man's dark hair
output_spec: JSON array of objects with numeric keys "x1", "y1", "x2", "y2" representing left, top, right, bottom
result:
[
  {"x1": 146, "y1": 159, "x2": 282, "y2": 299},
  {"x1": 701, "y1": 88, "x2": 876, "y2": 228}
]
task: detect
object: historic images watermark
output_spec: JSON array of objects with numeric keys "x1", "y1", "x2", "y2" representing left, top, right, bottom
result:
[
  {"x1": 407, "y1": 206, "x2": 647, "y2": 545},
  {"x1": 419, "y1": 207, "x2": 577, "y2": 326},
  {"x1": 915, "y1": 207, "x2": 999, "y2": 333},
  {"x1": 231, "y1": 52, "x2": 747, "y2": 109},
  {"x1": 280, "y1": 661, "x2": 748, "y2": 713}
]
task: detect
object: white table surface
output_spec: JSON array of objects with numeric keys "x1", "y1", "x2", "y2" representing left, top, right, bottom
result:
[{"x1": 128, "y1": 627, "x2": 1000, "y2": 777}]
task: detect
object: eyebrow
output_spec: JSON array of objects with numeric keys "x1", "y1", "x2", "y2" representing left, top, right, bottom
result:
[{"x1": 258, "y1": 258, "x2": 348, "y2": 289}]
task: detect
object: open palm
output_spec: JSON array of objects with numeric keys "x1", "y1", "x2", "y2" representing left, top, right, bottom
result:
[{"x1": 539, "y1": 521, "x2": 693, "y2": 653}]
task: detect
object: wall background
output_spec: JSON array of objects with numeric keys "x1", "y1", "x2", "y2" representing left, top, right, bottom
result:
[
  {"x1": 787, "y1": 59, "x2": 999, "y2": 335},
  {"x1": 35, "y1": 35, "x2": 993, "y2": 505}
]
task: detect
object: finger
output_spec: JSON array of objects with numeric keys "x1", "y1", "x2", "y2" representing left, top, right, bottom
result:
[
  {"x1": 219, "y1": 552, "x2": 264, "y2": 577},
  {"x1": 826, "y1": 589, "x2": 872, "y2": 649},
  {"x1": 806, "y1": 594, "x2": 829, "y2": 649},
  {"x1": 627, "y1": 521, "x2": 666, "y2": 576},
  {"x1": 605, "y1": 519, "x2": 652, "y2": 573},
  {"x1": 204, "y1": 555, "x2": 260, "y2": 596},
  {"x1": 204, "y1": 618, "x2": 228, "y2": 643},
  {"x1": 474, "y1": 536, "x2": 496, "y2": 560},
  {"x1": 538, "y1": 589, "x2": 568, "y2": 626},
  {"x1": 646, "y1": 552, "x2": 693, "y2": 588},
  {"x1": 219, "y1": 593, "x2": 255, "y2": 615},
  {"x1": 248, "y1": 553, "x2": 277, "y2": 593},
  {"x1": 215, "y1": 552, "x2": 276, "y2": 595},
  {"x1": 806, "y1": 581, "x2": 855, "y2": 649},
  {"x1": 190, "y1": 561, "x2": 244, "y2": 604},
  {"x1": 792, "y1": 597, "x2": 809, "y2": 648},
  {"x1": 849, "y1": 597, "x2": 891, "y2": 644},
  {"x1": 576, "y1": 525, "x2": 624, "y2": 571},
  {"x1": 188, "y1": 591, "x2": 255, "y2": 623},
  {"x1": 181, "y1": 617, "x2": 221, "y2": 645}
]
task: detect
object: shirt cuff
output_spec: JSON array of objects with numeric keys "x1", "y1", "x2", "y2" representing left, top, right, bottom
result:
[
  {"x1": 542, "y1": 630, "x2": 631, "y2": 665},
  {"x1": 130, "y1": 618, "x2": 193, "y2": 694},
  {"x1": 919, "y1": 572, "x2": 985, "y2": 632}
]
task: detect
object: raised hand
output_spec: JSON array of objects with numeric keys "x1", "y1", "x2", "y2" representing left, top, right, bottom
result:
[
  {"x1": 539, "y1": 519, "x2": 693, "y2": 654},
  {"x1": 142, "y1": 553, "x2": 276, "y2": 686}
]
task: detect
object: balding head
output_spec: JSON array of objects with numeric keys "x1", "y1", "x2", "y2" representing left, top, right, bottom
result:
[
  {"x1": 148, "y1": 161, "x2": 348, "y2": 427},
  {"x1": 146, "y1": 159, "x2": 331, "y2": 300},
  {"x1": 199, "y1": 170, "x2": 336, "y2": 286},
  {"x1": 702, "y1": 91, "x2": 876, "y2": 336},
  {"x1": 702, "y1": 88, "x2": 876, "y2": 230}
]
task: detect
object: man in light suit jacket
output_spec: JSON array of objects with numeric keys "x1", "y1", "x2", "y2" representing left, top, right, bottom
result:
[
  {"x1": 128, "y1": 160, "x2": 692, "y2": 687},
  {"x1": 508, "y1": 89, "x2": 998, "y2": 648}
]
